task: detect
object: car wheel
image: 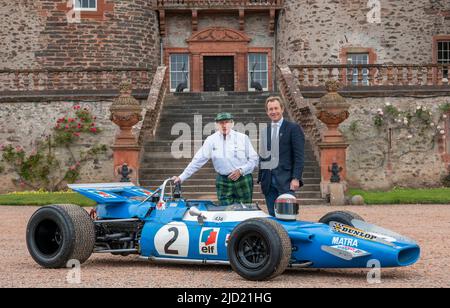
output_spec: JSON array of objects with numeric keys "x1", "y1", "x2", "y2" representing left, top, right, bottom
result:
[
  {"x1": 228, "y1": 218, "x2": 291, "y2": 281},
  {"x1": 319, "y1": 210, "x2": 365, "y2": 227},
  {"x1": 26, "y1": 204, "x2": 95, "y2": 268}
]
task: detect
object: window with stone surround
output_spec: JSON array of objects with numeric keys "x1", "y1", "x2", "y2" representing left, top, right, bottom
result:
[
  {"x1": 248, "y1": 53, "x2": 268, "y2": 91},
  {"x1": 74, "y1": 0, "x2": 97, "y2": 11},
  {"x1": 437, "y1": 40, "x2": 450, "y2": 79},
  {"x1": 170, "y1": 54, "x2": 190, "y2": 92},
  {"x1": 347, "y1": 53, "x2": 369, "y2": 85}
]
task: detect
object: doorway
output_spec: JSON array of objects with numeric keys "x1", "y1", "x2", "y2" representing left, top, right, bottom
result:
[{"x1": 203, "y1": 56, "x2": 234, "y2": 91}]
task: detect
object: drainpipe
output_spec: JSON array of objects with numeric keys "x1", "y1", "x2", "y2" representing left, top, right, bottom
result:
[
  {"x1": 273, "y1": 9, "x2": 280, "y2": 93},
  {"x1": 160, "y1": 37, "x2": 164, "y2": 66}
]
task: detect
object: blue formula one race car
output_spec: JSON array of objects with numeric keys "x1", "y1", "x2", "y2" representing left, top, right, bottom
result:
[{"x1": 26, "y1": 179, "x2": 420, "y2": 281}]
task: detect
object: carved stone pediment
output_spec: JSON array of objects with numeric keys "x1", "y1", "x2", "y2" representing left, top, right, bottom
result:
[{"x1": 187, "y1": 27, "x2": 251, "y2": 43}]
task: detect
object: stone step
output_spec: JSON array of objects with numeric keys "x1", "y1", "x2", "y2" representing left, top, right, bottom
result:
[
  {"x1": 139, "y1": 172, "x2": 321, "y2": 181},
  {"x1": 164, "y1": 103, "x2": 266, "y2": 109},
  {"x1": 143, "y1": 144, "x2": 317, "y2": 153},
  {"x1": 163, "y1": 105, "x2": 267, "y2": 111},
  {"x1": 138, "y1": 185, "x2": 321, "y2": 196},
  {"x1": 169, "y1": 193, "x2": 326, "y2": 205},
  {"x1": 166, "y1": 93, "x2": 274, "y2": 100},
  {"x1": 139, "y1": 165, "x2": 321, "y2": 174},
  {"x1": 143, "y1": 139, "x2": 315, "y2": 147},
  {"x1": 139, "y1": 177, "x2": 321, "y2": 186},
  {"x1": 164, "y1": 98, "x2": 268, "y2": 104},
  {"x1": 156, "y1": 117, "x2": 273, "y2": 125},
  {"x1": 142, "y1": 153, "x2": 318, "y2": 162},
  {"x1": 165, "y1": 93, "x2": 277, "y2": 101},
  {"x1": 140, "y1": 160, "x2": 320, "y2": 168},
  {"x1": 161, "y1": 108, "x2": 268, "y2": 119}
]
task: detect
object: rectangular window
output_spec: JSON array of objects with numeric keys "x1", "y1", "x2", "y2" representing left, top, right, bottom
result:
[
  {"x1": 248, "y1": 53, "x2": 268, "y2": 91},
  {"x1": 170, "y1": 54, "x2": 190, "y2": 92},
  {"x1": 347, "y1": 53, "x2": 369, "y2": 85},
  {"x1": 438, "y1": 41, "x2": 450, "y2": 79},
  {"x1": 74, "y1": 0, "x2": 97, "y2": 11}
]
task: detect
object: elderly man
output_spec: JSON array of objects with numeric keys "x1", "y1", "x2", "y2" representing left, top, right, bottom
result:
[{"x1": 173, "y1": 112, "x2": 259, "y2": 205}]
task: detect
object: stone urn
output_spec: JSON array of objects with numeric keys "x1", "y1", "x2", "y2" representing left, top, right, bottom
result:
[
  {"x1": 110, "y1": 83, "x2": 143, "y2": 147},
  {"x1": 316, "y1": 80, "x2": 351, "y2": 143},
  {"x1": 316, "y1": 80, "x2": 351, "y2": 202},
  {"x1": 109, "y1": 83, "x2": 143, "y2": 184}
]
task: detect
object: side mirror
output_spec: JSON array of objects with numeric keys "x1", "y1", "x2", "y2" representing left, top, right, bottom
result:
[{"x1": 189, "y1": 206, "x2": 206, "y2": 225}]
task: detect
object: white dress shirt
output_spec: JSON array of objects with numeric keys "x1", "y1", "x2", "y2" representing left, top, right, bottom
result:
[
  {"x1": 271, "y1": 117, "x2": 284, "y2": 139},
  {"x1": 179, "y1": 130, "x2": 259, "y2": 182}
]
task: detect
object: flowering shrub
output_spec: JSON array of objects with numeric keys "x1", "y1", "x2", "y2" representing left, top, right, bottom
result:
[
  {"x1": 0, "y1": 105, "x2": 107, "y2": 191},
  {"x1": 54, "y1": 106, "x2": 100, "y2": 146},
  {"x1": 372, "y1": 102, "x2": 448, "y2": 141}
]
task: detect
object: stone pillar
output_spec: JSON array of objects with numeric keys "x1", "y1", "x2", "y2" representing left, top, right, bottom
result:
[
  {"x1": 110, "y1": 83, "x2": 143, "y2": 184},
  {"x1": 316, "y1": 81, "x2": 350, "y2": 203},
  {"x1": 191, "y1": 53, "x2": 201, "y2": 92},
  {"x1": 236, "y1": 52, "x2": 247, "y2": 92}
]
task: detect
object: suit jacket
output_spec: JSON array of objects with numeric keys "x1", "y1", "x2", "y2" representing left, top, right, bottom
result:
[{"x1": 258, "y1": 119, "x2": 305, "y2": 195}]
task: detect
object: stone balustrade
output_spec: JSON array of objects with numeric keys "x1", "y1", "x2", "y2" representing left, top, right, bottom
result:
[
  {"x1": 0, "y1": 68, "x2": 154, "y2": 92},
  {"x1": 277, "y1": 64, "x2": 323, "y2": 163},
  {"x1": 155, "y1": 0, "x2": 284, "y2": 9},
  {"x1": 138, "y1": 66, "x2": 169, "y2": 144},
  {"x1": 290, "y1": 64, "x2": 450, "y2": 87}
]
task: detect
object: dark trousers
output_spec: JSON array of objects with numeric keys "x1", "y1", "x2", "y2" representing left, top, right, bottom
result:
[{"x1": 264, "y1": 175, "x2": 295, "y2": 217}]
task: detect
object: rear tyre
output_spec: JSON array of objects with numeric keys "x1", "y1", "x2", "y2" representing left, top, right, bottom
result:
[
  {"x1": 26, "y1": 204, "x2": 95, "y2": 268},
  {"x1": 319, "y1": 210, "x2": 365, "y2": 227},
  {"x1": 228, "y1": 218, "x2": 291, "y2": 281}
]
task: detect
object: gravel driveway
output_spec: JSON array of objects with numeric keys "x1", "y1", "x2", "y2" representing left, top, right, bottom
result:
[{"x1": 1, "y1": 205, "x2": 449, "y2": 288}]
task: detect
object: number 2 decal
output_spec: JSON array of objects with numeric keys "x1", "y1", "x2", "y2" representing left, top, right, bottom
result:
[
  {"x1": 164, "y1": 227, "x2": 179, "y2": 255},
  {"x1": 154, "y1": 222, "x2": 189, "y2": 257}
]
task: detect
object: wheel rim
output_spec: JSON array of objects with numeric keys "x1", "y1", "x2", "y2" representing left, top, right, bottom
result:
[
  {"x1": 34, "y1": 219, "x2": 63, "y2": 256},
  {"x1": 236, "y1": 232, "x2": 269, "y2": 270}
]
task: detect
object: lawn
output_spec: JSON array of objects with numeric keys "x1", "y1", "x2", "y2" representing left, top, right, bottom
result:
[
  {"x1": 1, "y1": 188, "x2": 449, "y2": 206},
  {"x1": 0, "y1": 192, "x2": 96, "y2": 207},
  {"x1": 348, "y1": 188, "x2": 450, "y2": 205}
]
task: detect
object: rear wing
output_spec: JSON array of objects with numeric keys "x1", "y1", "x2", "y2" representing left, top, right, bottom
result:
[{"x1": 68, "y1": 183, "x2": 154, "y2": 204}]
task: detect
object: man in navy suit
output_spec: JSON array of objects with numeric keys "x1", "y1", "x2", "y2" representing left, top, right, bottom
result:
[{"x1": 258, "y1": 96, "x2": 305, "y2": 216}]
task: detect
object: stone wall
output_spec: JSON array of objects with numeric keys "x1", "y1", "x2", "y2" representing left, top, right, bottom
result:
[
  {"x1": 0, "y1": 0, "x2": 160, "y2": 89},
  {"x1": 0, "y1": 100, "x2": 119, "y2": 193},
  {"x1": 277, "y1": 0, "x2": 450, "y2": 65},
  {"x1": 0, "y1": 0, "x2": 45, "y2": 69},
  {"x1": 303, "y1": 95, "x2": 450, "y2": 190},
  {"x1": 164, "y1": 12, "x2": 274, "y2": 48}
]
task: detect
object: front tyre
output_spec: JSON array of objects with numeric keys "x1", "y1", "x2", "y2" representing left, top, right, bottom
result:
[
  {"x1": 26, "y1": 204, "x2": 95, "y2": 268},
  {"x1": 318, "y1": 210, "x2": 365, "y2": 227},
  {"x1": 228, "y1": 218, "x2": 291, "y2": 281}
]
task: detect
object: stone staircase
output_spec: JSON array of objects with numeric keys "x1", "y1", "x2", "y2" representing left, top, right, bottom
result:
[{"x1": 139, "y1": 92, "x2": 326, "y2": 205}]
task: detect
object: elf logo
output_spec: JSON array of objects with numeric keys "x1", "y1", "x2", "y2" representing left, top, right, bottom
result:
[{"x1": 199, "y1": 228, "x2": 220, "y2": 255}]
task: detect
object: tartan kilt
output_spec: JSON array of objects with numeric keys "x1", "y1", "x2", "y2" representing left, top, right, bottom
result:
[{"x1": 216, "y1": 174, "x2": 254, "y2": 206}]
